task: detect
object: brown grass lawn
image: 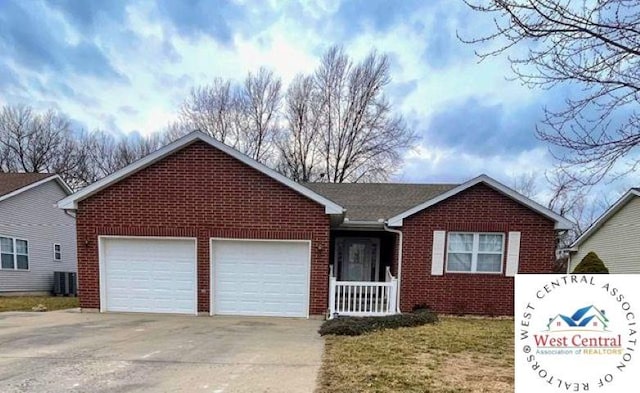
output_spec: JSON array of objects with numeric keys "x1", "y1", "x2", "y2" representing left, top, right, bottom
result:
[
  {"x1": 0, "y1": 296, "x2": 79, "y2": 312},
  {"x1": 317, "y1": 317, "x2": 514, "y2": 393}
]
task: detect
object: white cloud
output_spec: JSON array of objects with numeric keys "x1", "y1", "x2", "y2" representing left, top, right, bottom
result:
[
  {"x1": 4, "y1": 0, "x2": 541, "y2": 140},
  {"x1": 399, "y1": 144, "x2": 554, "y2": 191},
  {"x1": 5, "y1": 0, "x2": 623, "y2": 199},
  {"x1": 343, "y1": 1, "x2": 539, "y2": 120}
]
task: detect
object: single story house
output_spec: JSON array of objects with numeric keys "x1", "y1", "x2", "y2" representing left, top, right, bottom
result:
[
  {"x1": 58, "y1": 131, "x2": 572, "y2": 317},
  {"x1": 568, "y1": 188, "x2": 640, "y2": 273},
  {"x1": 0, "y1": 173, "x2": 77, "y2": 294}
]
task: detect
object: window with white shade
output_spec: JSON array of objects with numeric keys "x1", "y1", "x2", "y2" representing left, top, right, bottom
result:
[
  {"x1": 446, "y1": 232, "x2": 504, "y2": 273},
  {"x1": 0, "y1": 236, "x2": 29, "y2": 270}
]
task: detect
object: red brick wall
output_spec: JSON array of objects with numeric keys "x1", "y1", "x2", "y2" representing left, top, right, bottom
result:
[
  {"x1": 75, "y1": 141, "x2": 331, "y2": 315},
  {"x1": 400, "y1": 183, "x2": 556, "y2": 316}
]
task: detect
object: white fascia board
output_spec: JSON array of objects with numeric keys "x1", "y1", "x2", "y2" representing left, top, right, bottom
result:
[
  {"x1": 386, "y1": 174, "x2": 574, "y2": 230},
  {"x1": 0, "y1": 174, "x2": 71, "y2": 204},
  {"x1": 340, "y1": 220, "x2": 385, "y2": 228},
  {"x1": 57, "y1": 132, "x2": 344, "y2": 215},
  {"x1": 570, "y1": 189, "x2": 640, "y2": 249}
]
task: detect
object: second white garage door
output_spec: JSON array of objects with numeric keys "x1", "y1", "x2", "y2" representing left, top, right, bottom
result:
[
  {"x1": 211, "y1": 240, "x2": 310, "y2": 317},
  {"x1": 101, "y1": 237, "x2": 197, "y2": 315}
]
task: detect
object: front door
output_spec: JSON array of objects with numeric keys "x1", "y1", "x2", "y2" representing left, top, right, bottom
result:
[{"x1": 336, "y1": 238, "x2": 380, "y2": 281}]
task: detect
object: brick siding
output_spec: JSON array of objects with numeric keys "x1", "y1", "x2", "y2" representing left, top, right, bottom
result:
[
  {"x1": 75, "y1": 141, "x2": 330, "y2": 315},
  {"x1": 75, "y1": 140, "x2": 556, "y2": 317},
  {"x1": 399, "y1": 183, "x2": 556, "y2": 316}
]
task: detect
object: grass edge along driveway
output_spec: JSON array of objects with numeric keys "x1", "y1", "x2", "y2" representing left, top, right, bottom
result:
[
  {"x1": 317, "y1": 316, "x2": 514, "y2": 393},
  {"x1": 0, "y1": 296, "x2": 79, "y2": 312}
]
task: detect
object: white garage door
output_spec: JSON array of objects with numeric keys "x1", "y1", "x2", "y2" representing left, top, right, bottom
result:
[
  {"x1": 212, "y1": 240, "x2": 310, "y2": 317},
  {"x1": 101, "y1": 237, "x2": 197, "y2": 315}
]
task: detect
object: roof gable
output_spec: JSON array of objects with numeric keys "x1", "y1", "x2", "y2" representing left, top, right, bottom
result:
[
  {"x1": 571, "y1": 188, "x2": 640, "y2": 248},
  {"x1": 387, "y1": 174, "x2": 573, "y2": 230},
  {"x1": 0, "y1": 173, "x2": 71, "y2": 203},
  {"x1": 57, "y1": 132, "x2": 344, "y2": 214}
]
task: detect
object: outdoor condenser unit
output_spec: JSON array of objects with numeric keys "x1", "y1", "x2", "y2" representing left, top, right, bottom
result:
[{"x1": 53, "y1": 271, "x2": 77, "y2": 296}]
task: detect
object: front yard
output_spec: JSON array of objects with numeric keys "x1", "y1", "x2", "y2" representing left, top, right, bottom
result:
[
  {"x1": 317, "y1": 317, "x2": 513, "y2": 393},
  {"x1": 0, "y1": 296, "x2": 79, "y2": 312}
]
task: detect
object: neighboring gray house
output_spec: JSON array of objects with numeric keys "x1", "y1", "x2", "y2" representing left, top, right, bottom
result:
[
  {"x1": 0, "y1": 173, "x2": 76, "y2": 294},
  {"x1": 569, "y1": 188, "x2": 640, "y2": 273}
]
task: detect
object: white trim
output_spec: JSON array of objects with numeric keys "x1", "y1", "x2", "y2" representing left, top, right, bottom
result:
[
  {"x1": 0, "y1": 235, "x2": 30, "y2": 271},
  {"x1": 0, "y1": 175, "x2": 72, "y2": 204},
  {"x1": 53, "y1": 243, "x2": 62, "y2": 261},
  {"x1": 383, "y1": 225, "x2": 403, "y2": 313},
  {"x1": 341, "y1": 219, "x2": 385, "y2": 228},
  {"x1": 387, "y1": 174, "x2": 573, "y2": 230},
  {"x1": 98, "y1": 236, "x2": 198, "y2": 316},
  {"x1": 570, "y1": 188, "x2": 640, "y2": 249},
  {"x1": 445, "y1": 232, "x2": 505, "y2": 274},
  {"x1": 58, "y1": 132, "x2": 344, "y2": 214},
  {"x1": 209, "y1": 238, "x2": 312, "y2": 318}
]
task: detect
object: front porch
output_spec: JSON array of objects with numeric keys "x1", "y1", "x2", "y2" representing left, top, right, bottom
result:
[{"x1": 328, "y1": 230, "x2": 399, "y2": 319}]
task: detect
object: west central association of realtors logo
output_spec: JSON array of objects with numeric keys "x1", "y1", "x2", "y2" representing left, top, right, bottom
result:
[
  {"x1": 535, "y1": 305, "x2": 623, "y2": 357},
  {"x1": 515, "y1": 275, "x2": 639, "y2": 392}
]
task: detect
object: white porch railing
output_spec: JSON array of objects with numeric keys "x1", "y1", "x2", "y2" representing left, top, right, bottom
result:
[{"x1": 328, "y1": 266, "x2": 398, "y2": 319}]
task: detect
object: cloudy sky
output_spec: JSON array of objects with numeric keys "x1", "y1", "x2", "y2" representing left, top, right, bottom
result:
[{"x1": 1, "y1": 0, "x2": 625, "y2": 201}]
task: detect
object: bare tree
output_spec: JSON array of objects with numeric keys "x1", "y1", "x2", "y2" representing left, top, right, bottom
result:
[
  {"x1": 312, "y1": 46, "x2": 416, "y2": 182},
  {"x1": 511, "y1": 171, "x2": 537, "y2": 198},
  {"x1": 0, "y1": 105, "x2": 84, "y2": 187},
  {"x1": 171, "y1": 69, "x2": 282, "y2": 163},
  {"x1": 78, "y1": 130, "x2": 165, "y2": 185},
  {"x1": 276, "y1": 75, "x2": 322, "y2": 182},
  {"x1": 545, "y1": 169, "x2": 620, "y2": 245},
  {"x1": 173, "y1": 47, "x2": 414, "y2": 181},
  {"x1": 236, "y1": 67, "x2": 282, "y2": 163},
  {"x1": 177, "y1": 79, "x2": 238, "y2": 144},
  {"x1": 462, "y1": 0, "x2": 640, "y2": 185},
  {"x1": 164, "y1": 120, "x2": 195, "y2": 144}
]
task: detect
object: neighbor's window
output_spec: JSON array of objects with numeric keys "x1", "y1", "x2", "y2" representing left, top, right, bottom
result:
[
  {"x1": 54, "y1": 244, "x2": 62, "y2": 261},
  {"x1": 446, "y1": 232, "x2": 503, "y2": 273},
  {"x1": 0, "y1": 237, "x2": 29, "y2": 270}
]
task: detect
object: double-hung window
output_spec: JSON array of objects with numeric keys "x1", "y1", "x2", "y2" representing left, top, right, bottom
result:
[
  {"x1": 446, "y1": 232, "x2": 504, "y2": 273},
  {"x1": 54, "y1": 244, "x2": 62, "y2": 261},
  {"x1": 0, "y1": 236, "x2": 29, "y2": 270}
]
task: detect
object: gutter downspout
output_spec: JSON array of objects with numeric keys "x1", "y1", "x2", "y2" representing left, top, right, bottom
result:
[{"x1": 384, "y1": 224, "x2": 402, "y2": 313}]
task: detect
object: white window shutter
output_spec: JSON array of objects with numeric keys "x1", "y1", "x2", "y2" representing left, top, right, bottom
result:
[
  {"x1": 431, "y1": 230, "x2": 446, "y2": 276},
  {"x1": 506, "y1": 231, "x2": 521, "y2": 277}
]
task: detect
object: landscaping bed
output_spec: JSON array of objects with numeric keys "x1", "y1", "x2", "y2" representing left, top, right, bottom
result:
[
  {"x1": 317, "y1": 316, "x2": 513, "y2": 393},
  {"x1": 319, "y1": 310, "x2": 438, "y2": 336},
  {"x1": 0, "y1": 296, "x2": 79, "y2": 312}
]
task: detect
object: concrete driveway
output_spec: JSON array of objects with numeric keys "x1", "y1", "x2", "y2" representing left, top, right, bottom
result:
[{"x1": 0, "y1": 310, "x2": 324, "y2": 393}]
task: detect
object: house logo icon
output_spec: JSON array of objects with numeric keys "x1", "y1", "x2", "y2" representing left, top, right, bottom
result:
[{"x1": 546, "y1": 305, "x2": 609, "y2": 332}]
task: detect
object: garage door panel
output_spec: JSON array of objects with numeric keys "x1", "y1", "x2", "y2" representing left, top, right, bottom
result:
[
  {"x1": 212, "y1": 240, "x2": 310, "y2": 317},
  {"x1": 102, "y1": 238, "x2": 196, "y2": 314}
]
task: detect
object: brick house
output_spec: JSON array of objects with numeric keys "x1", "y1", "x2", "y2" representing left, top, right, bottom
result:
[{"x1": 58, "y1": 132, "x2": 572, "y2": 317}]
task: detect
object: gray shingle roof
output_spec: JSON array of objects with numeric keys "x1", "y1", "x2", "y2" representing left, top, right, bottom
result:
[
  {"x1": 303, "y1": 182, "x2": 459, "y2": 221},
  {"x1": 0, "y1": 173, "x2": 55, "y2": 199}
]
